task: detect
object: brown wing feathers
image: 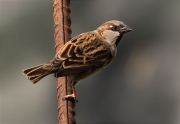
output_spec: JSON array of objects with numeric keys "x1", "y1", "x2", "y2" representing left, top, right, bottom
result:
[
  {"x1": 53, "y1": 32, "x2": 112, "y2": 77},
  {"x1": 23, "y1": 32, "x2": 112, "y2": 82},
  {"x1": 53, "y1": 32, "x2": 111, "y2": 67}
]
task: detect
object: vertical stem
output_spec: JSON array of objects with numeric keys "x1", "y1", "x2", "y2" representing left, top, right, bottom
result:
[{"x1": 53, "y1": 0, "x2": 76, "y2": 124}]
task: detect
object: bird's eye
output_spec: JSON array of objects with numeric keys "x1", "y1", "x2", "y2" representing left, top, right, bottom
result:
[{"x1": 110, "y1": 25, "x2": 118, "y2": 31}]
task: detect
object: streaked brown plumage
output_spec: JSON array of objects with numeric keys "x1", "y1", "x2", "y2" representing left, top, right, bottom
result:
[{"x1": 23, "y1": 20, "x2": 132, "y2": 100}]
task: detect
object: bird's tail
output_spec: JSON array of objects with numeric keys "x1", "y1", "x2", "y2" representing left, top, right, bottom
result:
[{"x1": 23, "y1": 62, "x2": 53, "y2": 84}]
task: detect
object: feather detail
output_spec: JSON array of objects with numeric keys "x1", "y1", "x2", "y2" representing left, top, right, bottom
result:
[
  {"x1": 52, "y1": 32, "x2": 113, "y2": 71},
  {"x1": 23, "y1": 61, "x2": 57, "y2": 83}
]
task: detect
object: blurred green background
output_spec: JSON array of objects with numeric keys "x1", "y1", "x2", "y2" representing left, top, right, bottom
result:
[{"x1": 1, "y1": 0, "x2": 180, "y2": 123}]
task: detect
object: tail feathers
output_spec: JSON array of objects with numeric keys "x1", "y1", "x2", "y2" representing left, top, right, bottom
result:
[
  {"x1": 28, "y1": 73, "x2": 49, "y2": 84},
  {"x1": 23, "y1": 64, "x2": 51, "y2": 84},
  {"x1": 23, "y1": 64, "x2": 44, "y2": 76}
]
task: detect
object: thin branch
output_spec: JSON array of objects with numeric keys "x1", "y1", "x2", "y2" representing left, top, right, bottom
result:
[{"x1": 53, "y1": 0, "x2": 76, "y2": 124}]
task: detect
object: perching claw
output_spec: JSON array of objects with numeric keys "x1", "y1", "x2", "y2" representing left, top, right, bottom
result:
[{"x1": 62, "y1": 86, "x2": 78, "y2": 103}]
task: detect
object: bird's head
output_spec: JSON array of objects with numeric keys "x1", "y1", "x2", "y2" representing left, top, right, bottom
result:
[{"x1": 96, "y1": 20, "x2": 133, "y2": 46}]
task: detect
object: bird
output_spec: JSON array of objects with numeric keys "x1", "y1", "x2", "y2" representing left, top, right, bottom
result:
[{"x1": 23, "y1": 20, "x2": 132, "y2": 101}]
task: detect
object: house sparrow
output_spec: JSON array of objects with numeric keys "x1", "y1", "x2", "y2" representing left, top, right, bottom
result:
[{"x1": 23, "y1": 20, "x2": 132, "y2": 101}]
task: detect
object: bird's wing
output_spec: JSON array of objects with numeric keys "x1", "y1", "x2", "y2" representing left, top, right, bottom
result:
[{"x1": 52, "y1": 32, "x2": 112, "y2": 76}]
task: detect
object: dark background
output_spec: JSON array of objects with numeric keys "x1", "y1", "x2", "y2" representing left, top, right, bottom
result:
[{"x1": 1, "y1": 0, "x2": 180, "y2": 123}]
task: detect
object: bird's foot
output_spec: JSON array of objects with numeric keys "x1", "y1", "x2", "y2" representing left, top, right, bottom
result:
[{"x1": 62, "y1": 94, "x2": 78, "y2": 103}]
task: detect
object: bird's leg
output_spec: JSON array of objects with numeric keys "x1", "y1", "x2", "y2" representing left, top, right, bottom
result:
[{"x1": 62, "y1": 85, "x2": 78, "y2": 102}]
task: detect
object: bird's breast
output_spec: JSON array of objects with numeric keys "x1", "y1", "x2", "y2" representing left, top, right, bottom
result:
[{"x1": 109, "y1": 45, "x2": 117, "y2": 62}]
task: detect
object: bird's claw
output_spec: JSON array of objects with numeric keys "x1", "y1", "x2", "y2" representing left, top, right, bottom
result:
[{"x1": 62, "y1": 94, "x2": 78, "y2": 103}]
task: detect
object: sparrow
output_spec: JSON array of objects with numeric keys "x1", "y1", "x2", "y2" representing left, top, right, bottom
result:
[{"x1": 23, "y1": 20, "x2": 132, "y2": 101}]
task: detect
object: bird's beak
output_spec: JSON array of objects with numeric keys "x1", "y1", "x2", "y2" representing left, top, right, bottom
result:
[{"x1": 121, "y1": 25, "x2": 133, "y2": 33}]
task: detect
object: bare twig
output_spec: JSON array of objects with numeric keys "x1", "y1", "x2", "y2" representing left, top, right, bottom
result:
[{"x1": 53, "y1": 0, "x2": 76, "y2": 124}]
